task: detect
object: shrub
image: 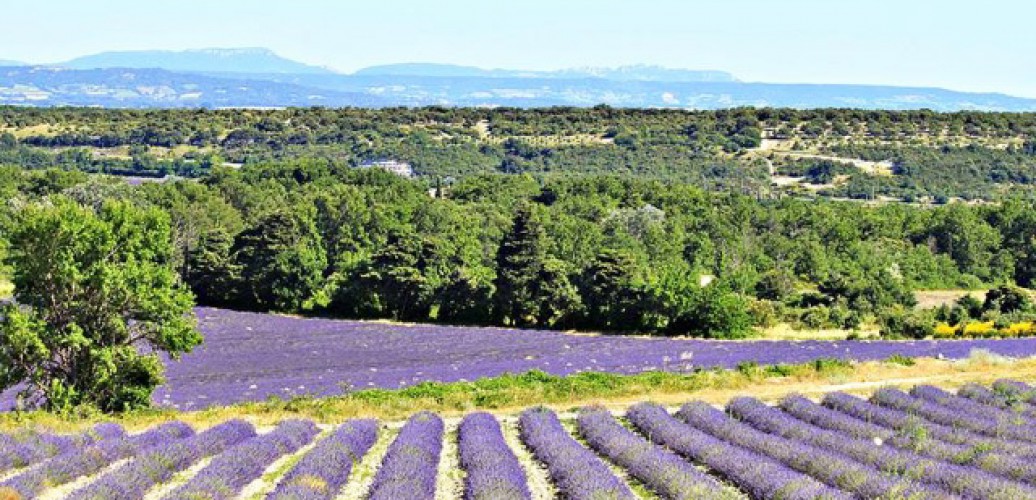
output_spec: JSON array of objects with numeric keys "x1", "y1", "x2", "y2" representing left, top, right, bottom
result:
[
  {"x1": 962, "y1": 321, "x2": 997, "y2": 337},
  {"x1": 984, "y1": 285, "x2": 1031, "y2": 314},
  {"x1": 885, "y1": 354, "x2": 916, "y2": 366},
  {"x1": 755, "y1": 270, "x2": 795, "y2": 301},
  {"x1": 933, "y1": 323, "x2": 957, "y2": 338},
  {"x1": 798, "y1": 307, "x2": 830, "y2": 329},
  {"x1": 955, "y1": 294, "x2": 984, "y2": 319},
  {"x1": 827, "y1": 303, "x2": 861, "y2": 329},
  {"x1": 747, "y1": 299, "x2": 779, "y2": 328},
  {"x1": 878, "y1": 306, "x2": 935, "y2": 339}
]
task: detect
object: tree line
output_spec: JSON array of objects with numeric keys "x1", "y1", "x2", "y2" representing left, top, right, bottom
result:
[
  {"x1": 4, "y1": 106, "x2": 1036, "y2": 201},
  {"x1": 6, "y1": 161, "x2": 1036, "y2": 337}
]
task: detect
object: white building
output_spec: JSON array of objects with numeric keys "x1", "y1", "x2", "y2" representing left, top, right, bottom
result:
[{"x1": 358, "y1": 159, "x2": 414, "y2": 178}]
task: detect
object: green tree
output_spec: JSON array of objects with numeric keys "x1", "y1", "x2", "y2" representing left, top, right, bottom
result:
[
  {"x1": 755, "y1": 269, "x2": 795, "y2": 301},
  {"x1": 649, "y1": 266, "x2": 753, "y2": 338},
  {"x1": 493, "y1": 205, "x2": 580, "y2": 327},
  {"x1": 232, "y1": 211, "x2": 326, "y2": 311},
  {"x1": 983, "y1": 285, "x2": 1031, "y2": 314},
  {"x1": 436, "y1": 269, "x2": 495, "y2": 325},
  {"x1": 668, "y1": 285, "x2": 753, "y2": 339},
  {"x1": 0, "y1": 199, "x2": 200, "y2": 412},
  {"x1": 141, "y1": 181, "x2": 243, "y2": 280},
  {"x1": 186, "y1": 228, "x2": 241, "y2": 306},
  {"x1": 577, "y1": 250, "x2": 647, "y2": 331},
  {"x1": 353, "y1": 231, "x2": 435, "y2": 321}
]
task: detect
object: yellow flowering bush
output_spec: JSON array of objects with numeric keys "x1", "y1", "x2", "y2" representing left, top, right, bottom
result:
[
  {"x1": 933, "y1": 323, "x2": 957, "y2": 338},
  {"x1": 933, "y1": 320, "x2": 1036, "y2": 338},
  {"x1": 1004, "y1": 322, "x2": 1036, "y2": 337},
  {"x1": 963, "y1": 321, "x2": 996, "y2": 337}
]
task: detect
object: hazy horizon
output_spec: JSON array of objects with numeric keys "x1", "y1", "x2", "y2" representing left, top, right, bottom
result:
[{"x1": 3, "y1": 0, "x2": 1033, "y2": 98}]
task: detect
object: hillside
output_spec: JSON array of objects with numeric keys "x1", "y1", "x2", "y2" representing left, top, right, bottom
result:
[{"x1": 0, "y1": 66, "x2": 381, "y2": 107}]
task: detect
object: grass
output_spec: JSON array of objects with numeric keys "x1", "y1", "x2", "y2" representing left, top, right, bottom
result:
[
  {"x1": 757, "y1": 323, "x2": 878, "y2": 341},
  {"x1": 914, "y1": 289, "x2": 988, "y2": 310},
  {"x1": 2, "y1": 351, "x2": 1032, "y2": 433}
]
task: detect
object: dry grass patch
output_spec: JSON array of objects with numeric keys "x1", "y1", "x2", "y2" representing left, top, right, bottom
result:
[{"x1": 914, "y1": 289, "x2": 988, "y2": 309}]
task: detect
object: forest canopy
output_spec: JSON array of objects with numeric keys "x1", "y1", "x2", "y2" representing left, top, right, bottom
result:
[{"x1": 2, "y1": 106, "x2": 1036, "y2": 340}]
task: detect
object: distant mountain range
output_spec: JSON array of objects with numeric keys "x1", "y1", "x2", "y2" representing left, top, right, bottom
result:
[
  {"x1": 0, "y1": 48, "x2": 1033, "y2": 111},
  {"x1": 61, "y1": 48, "x2": 334, "y2": 75},
  {"x1": 0, "y1": 66, "x2": 381, "y2": 108},
  {"x1": 353, "y1": 63, "x2": 738, "y2": 83}
]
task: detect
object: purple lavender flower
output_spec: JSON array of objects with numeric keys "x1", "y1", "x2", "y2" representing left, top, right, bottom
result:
[
  {"x1": 626, "y1": 402, "x2": 849, "y2": 500},
  {"x1": 368, "y1": 411, "x2": 443, "y2": 500},
  {"x1": 958, "y1": 382, "x2": 1036, "y2": 416},
  {"x1": 0, "y1": 423, "x2": 125, "y2": 474},
  {"x1": 728, "y1": 396, "x2": 1036, "y2": 499},
  {"x1": 782, "y1": 395, "x2": 1036, "y2": 485},
  {"x1": 993, "y1": 379, "x2": 1036, "y2": 405},
  {"x1": 7, "y1": 306, "x2": 1034, "y2": 410},
  {"x1": 164, "y1": 419, "x2": 318, "y2": 500},
  {"x1": 676, "y1": 400, "x2": 929, "y2": 498},
  {"x1": 913, "y1": 384, "x2": 1036, "y2": 425},
  {"x1": 458, "y1": 412, "x2": 530, "y2": 500},
  {"x1": 1, "y1": 421, "x2": 193, "y2": 498},
  {"x1": 518, "y1": 407, "x2": 635, "y2": 500},
  {"x1": 576, "y1": 406, "x2": 731, "y2": 499},
  {"x1": 68, "y1": 419, "x2": 255, "y2": 500},
  {"x1": 268, "y1": 419, "x2": 378, "y2": 500},
  {"x1": 873, "y1": 387, "x2": 1036, "y2": 443},
  {"x1": 824, "y1": 391, "x2": 1036, "y2": 458}
]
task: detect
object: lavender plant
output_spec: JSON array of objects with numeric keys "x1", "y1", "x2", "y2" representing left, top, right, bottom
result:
[
  {"x1": 576, "y1": 407, "x2": 732, "y2": 499},
  {"x1": 626, "y1": 402, "x2": 850, "y2": 500},
  {"x1": 7, "y1": 305, "x2": 1033, "y2": 410},
  {"x1": 0, "y1": 423, "x2": 125, "y2": 474},
  {"x1": 164, "y1": 419, "x2": 319, "y2": 500},
  {"x1": 368, "y1": 411, "x2": 443, "y2": 500},
  {"x1": 823, "y1": 391, "x2": 1036, "y2": 458},
  {"x1": 729, "y1": 397, "x2": 1036, "y2": 499},
  {"x1": 782, "y1": 395, "x2": 1036, "y2": 485},
  {"x1": 958, "y1": 383, "x2": 1036, "y2": 417},
  {"x1": 993, "y1": 379, "x2": 1036, "y2": 405},
  {"x1": 0, "y1": 421, "x2": 194, "y2": 498},
  {"x1": 267, "y1": 419, "x2": 378, "y2": 500},
  {"x1": 518, "y1": 407, "x2": 635, "y2": 500},
  {"x1": 458, "y1": 412, "x2": 530, "y2": 500},
  {"x1": 873, "y1": 388, "x2": 1036, "y2": 443},
  {"x1": 675, "y1": 401, "x2": 925, "y2": 498},
  {"x1": 68, "y1": 419, "x2": 256, "y2": 500},
  {"x1": 912, "y1": 384, "x2": 1036, "y2": 425}
]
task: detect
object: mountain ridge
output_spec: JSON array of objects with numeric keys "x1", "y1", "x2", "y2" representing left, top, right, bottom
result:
[
  {"x1": 0, "y1": 48, "x2": 1034, "y2": 110},
  {"x1": 60, "y1": 48, "x2": 335, "y2": 75},
  {"x1": 352, "y1": 63, "x2": 738, "y2": 82}
]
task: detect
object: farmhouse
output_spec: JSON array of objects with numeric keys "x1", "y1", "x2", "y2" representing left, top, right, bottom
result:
[{"x1": 357, "y1": 159, "x2": 414, "y2": 178}]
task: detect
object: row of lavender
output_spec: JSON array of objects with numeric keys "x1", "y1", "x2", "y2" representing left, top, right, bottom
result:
[{"x1": 3, "y1": 379, "x2": 1036, "y2": 499}]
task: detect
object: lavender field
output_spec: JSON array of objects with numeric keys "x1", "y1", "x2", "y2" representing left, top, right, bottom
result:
[
  {"x1": 4, "y1": 380, "x2": 1036, "y2": 499},
  {"x1": 5, "y1": 307, "x2": 1036, "y2": 411}
]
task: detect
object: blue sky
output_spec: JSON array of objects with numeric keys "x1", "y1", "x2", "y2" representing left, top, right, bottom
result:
[{"x1": 4, "y1": 0, "x2": 1033, "y2": 97}]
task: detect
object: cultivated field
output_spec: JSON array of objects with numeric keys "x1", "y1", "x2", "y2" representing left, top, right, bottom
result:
[
  {"x1": 3, "y1": 380, "x2": 1036, "y2": 499},
  {"x1": 4, "y1": 307, "x2": 1033, "y2": 412}
]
